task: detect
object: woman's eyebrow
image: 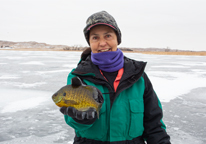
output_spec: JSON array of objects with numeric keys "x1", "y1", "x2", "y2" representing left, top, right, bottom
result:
[
  {"x1": 90, "y1": 33, "x2": 99, "y2": 36},
  {"x1": 103, "y1": 31, "x2": 113, "y2": 35}
]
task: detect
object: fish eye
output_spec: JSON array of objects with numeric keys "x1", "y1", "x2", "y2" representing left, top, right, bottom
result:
[{"x1": 63, "y1": 92, "x2": 66, "y2": 96}]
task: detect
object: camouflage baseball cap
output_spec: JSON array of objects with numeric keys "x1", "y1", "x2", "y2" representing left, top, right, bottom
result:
[{"x1": 84, "y1": 11, "x2": 122, "y2": 45}]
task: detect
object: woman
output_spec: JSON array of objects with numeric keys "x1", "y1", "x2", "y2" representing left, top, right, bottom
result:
[{"x1": 60, "y1": 11, "x2": 171, "y2": 144}]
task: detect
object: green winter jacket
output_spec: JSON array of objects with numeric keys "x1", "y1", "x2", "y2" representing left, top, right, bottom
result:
[{"x1": 63, "y1": 50, "x2": 170, "y2": 144}]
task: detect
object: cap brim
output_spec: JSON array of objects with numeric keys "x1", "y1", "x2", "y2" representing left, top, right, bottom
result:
[{"x1": 87, "y1": 23, "x2": 116, "y2": 31}]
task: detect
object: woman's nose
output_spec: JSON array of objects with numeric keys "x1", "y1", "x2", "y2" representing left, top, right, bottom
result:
[{"x1": 99, "y1": 39, "x2": 107, "y2": 46}]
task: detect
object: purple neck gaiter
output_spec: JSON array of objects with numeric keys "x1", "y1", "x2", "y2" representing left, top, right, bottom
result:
[{"x1": 91, "y1": 48, "x2": 124, "y2": 72}]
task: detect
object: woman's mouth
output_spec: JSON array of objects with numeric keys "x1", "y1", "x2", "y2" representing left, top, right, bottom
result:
[{"x1": 98, "y1": 48, "x2": 111, "y2": 52}]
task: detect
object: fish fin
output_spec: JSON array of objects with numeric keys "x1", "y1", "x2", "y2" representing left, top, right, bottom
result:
[
  {"x1": 84, "y1": 86, "x2": 94, "y2": 92},
  {"x1": 71, "y1": 77, "x2": 83, "y2": 87},
  {"x1": 78, "y1": 107, "x2": 90, "y2": 111},
  {"x1": 96, "y1": 103, "x2": 103, "y2": 119},
  {"x1": 92, "y1": 88, "x2": 99, "y2": 101},
  {"x1": 64, "y1": 99, "x2": 79, "y2": 105}
]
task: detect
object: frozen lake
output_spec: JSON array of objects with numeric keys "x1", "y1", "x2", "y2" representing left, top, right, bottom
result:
[{"x1": 0, "y1": 50, "x2": 206, "y2": 143}]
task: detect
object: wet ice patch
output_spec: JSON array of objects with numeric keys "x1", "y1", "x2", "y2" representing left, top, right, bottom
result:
[
  {"x1": 19, "y1": 61, "x2": 45, "y2": 65},
  {"x1": 148, "y1": 71, "x2": 206, "y2": 102}
]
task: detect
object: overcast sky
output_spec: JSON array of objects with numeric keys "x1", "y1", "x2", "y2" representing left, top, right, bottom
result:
[{"x1": 0, "y1": 0, "x2": 206, "y2": 51}]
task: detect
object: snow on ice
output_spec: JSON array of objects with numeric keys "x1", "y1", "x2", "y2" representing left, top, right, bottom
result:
[{"x1": 0, "y1": 50, "x2": 206, "y2": 144}]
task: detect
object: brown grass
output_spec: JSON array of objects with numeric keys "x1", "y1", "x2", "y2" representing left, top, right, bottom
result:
[
  {"x1": 1, "y1": 48, "x2": 206, "y2": 56},
  {"x1": 0, "y1": 48, "x2": 65, "y2": 51},
  {"x1": 136, "y1": 51, "x2": 206, "y2": 56}
]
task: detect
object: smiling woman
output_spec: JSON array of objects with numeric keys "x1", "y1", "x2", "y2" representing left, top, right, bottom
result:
[{"x1": 58, "y1": 11, "x2": 171, "y2": 144}]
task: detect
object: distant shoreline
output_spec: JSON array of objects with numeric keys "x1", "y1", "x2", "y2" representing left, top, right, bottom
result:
[
  {"x1": 1, "y1": 48, "x2": 206, "y2": 56},
  {"x1": 1, "y1": 40, "x2": 205, "y2": 56}
]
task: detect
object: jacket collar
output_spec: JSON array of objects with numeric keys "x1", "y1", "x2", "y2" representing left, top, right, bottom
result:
[
  {"x1": 72, "y1": 54, "x2": 147, "y2": 81},
  {"x1": 73, "y1": 56, "x2": 105, "y2": 80}
]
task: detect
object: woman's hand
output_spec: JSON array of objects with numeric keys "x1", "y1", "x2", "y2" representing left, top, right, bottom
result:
[{"x1": 60, "y1": 107, "x2": 97, "y2": 124}]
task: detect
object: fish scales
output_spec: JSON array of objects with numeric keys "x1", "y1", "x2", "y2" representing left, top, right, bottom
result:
[
  {"x1": 52, "y1": 85, "x2": 101, "y2": 116},
  {"x1": 52, "y1": 77, "x2": 103, "y2": 118},
  {"x1": 64, "y1": 86, "x2": 98, "y2": 110}
]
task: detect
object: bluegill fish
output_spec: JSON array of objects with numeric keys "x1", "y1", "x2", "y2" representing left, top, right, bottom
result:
[{"x1": 52, "y1": 77, "x2": 103, "y2": 118}]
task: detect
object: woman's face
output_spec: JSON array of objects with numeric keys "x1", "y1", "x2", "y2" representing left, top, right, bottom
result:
[{"x1": 89, "y1": 25, "x2": 118, "y2": 53}]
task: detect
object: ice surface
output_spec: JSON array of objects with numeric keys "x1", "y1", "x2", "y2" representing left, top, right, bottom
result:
[
  {"x1": 1, "y1": 82, "x2": 47, "y2": 88},
  {"x1": 0, "y1": 132, "x2": 73, "y2": 144},
  {"x1": 2, "y1": 97, "x2": 48, "y2": 113},
  {"x1": 0, "y1": 50, "x2": 205, "y2": 144},
  {"x1": 151, "y1": 65, "x2": 189, "y2": 68},
  {"x1": 19, "y1": 61, "x2": 45, "y2": 65},
  {"x1": 36, "y1": 69, "x2": 71, "y2": 74},
  {"x1": 2, "y1": 56, "x2": 24, "y2": 60},
  {"x1": 148, "y1": 71, "x2": 206, "y2": 102},
  {"x1": 0, "y1": 75, "x2": 20, "y2": 79},
  {"x1": 0, "y1": 88, "x2": 52, "y2": 113}
]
